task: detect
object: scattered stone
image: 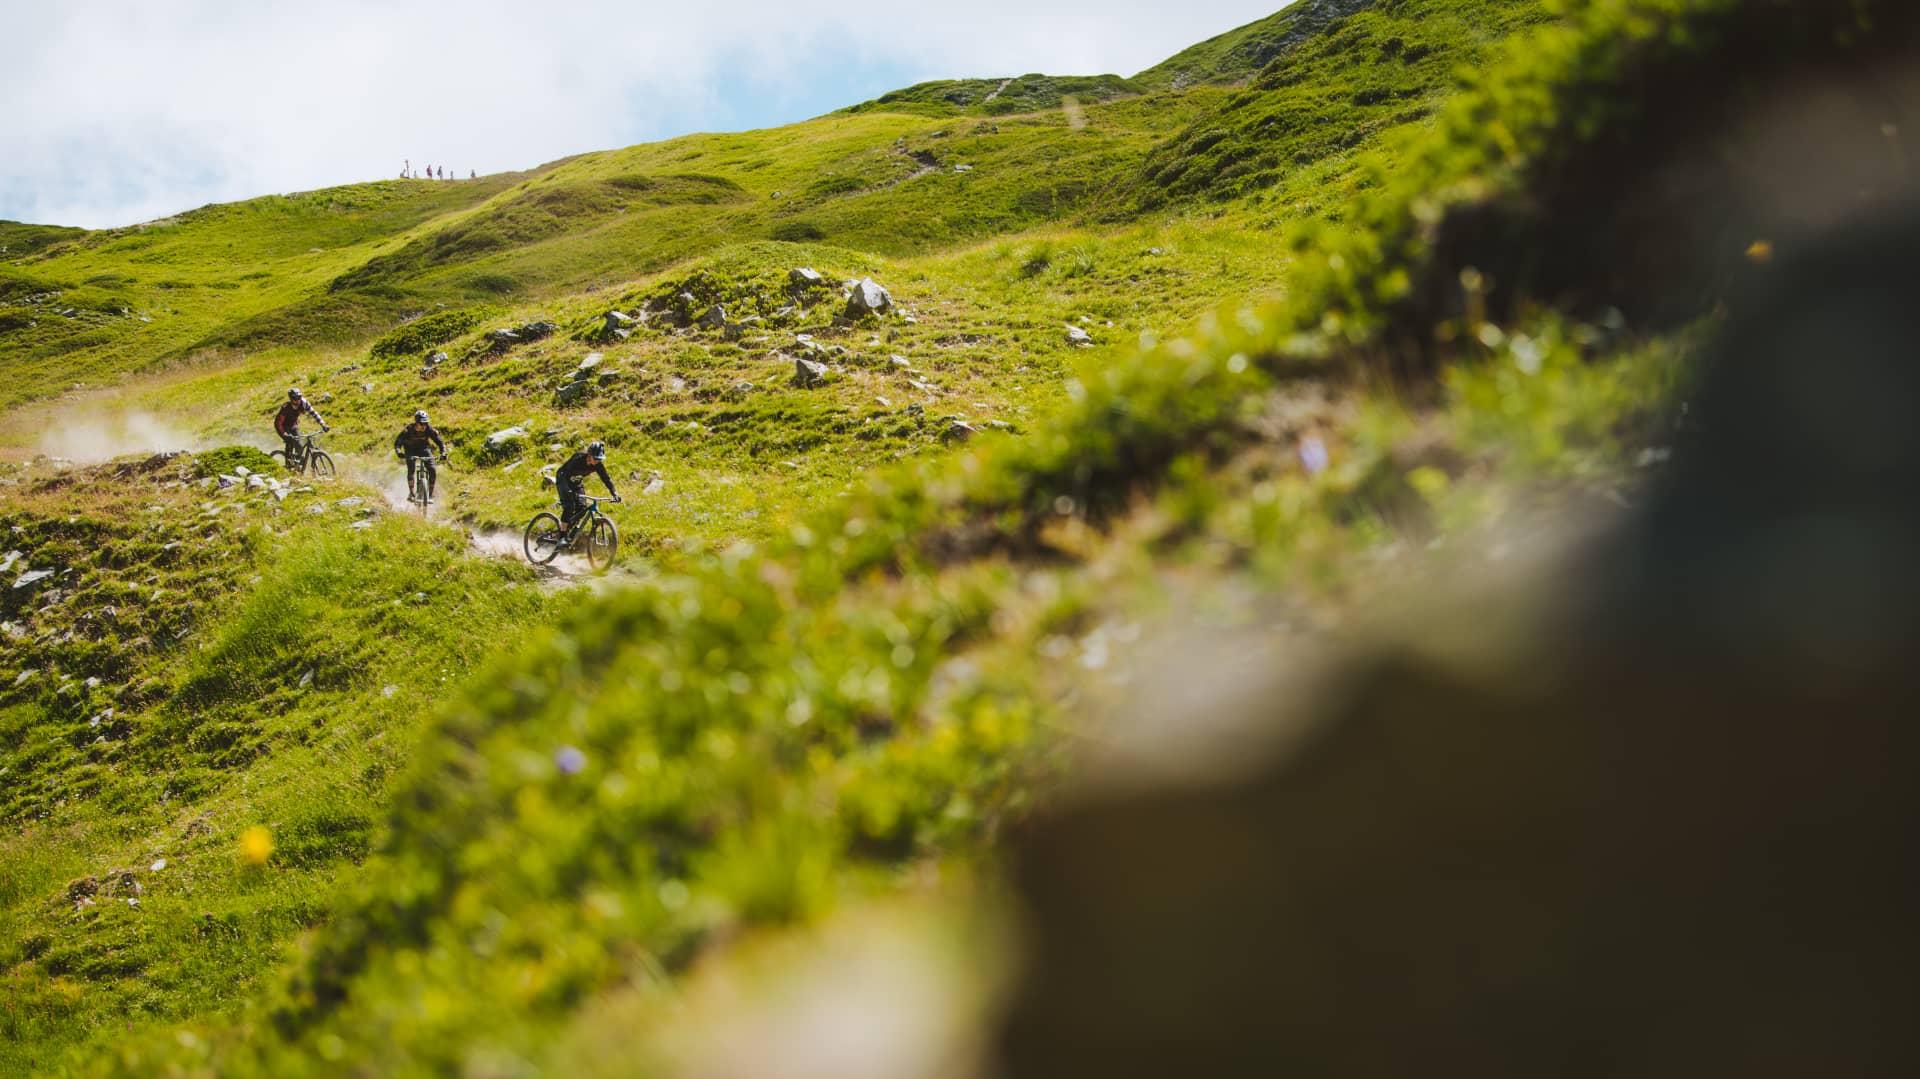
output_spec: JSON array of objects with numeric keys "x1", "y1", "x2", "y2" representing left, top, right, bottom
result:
[
  {"x1": 350, "y1": 521, "x2": 373, "y2": 530},
  {"x1": 555, "y1": 380, "x2": 592, "y2": 406},
  {"x1": 486, "y1": 426, "x2": 529, "y2": 449},
  {"x1": 697, "y1": 304, "x2": 728, "y2": 330},
  {"x1": 13, "y1": 568, "x2": 54, "y2": 590},
  {"x1": 602, "y1": 310, "x2": 634, "y2": 339},
  {"x1": 297, "y1": 669, "x2": 314, "y2": 688},
  {"x1": 13, "y1": 668, "x2": 38, "y2": 686},
  {"x1": 1066, "y1": 325, "x2": 1095, "y2": 347},
  {"x1": 789, "y1": 267, "x2": 827, "y2": 288},
  {"x1": 793, "y1": 357, "x2": 830, "y2": 387},
  {"x1": 944, "y1": 419, "x2": 979, "y2": 443},
  {"x1": 844, "y1": 278, "x2": 893, "y2": 319},
  {"x1": 643, "y1": 472, "x2": 665, "y2": 495},
  {"x1": 0, "y1": 551, "x2": 21, "y2": 573},
  {"x1": 382, "y1": 684, "x2": 398, "y2": 698},
  {"x1": 954, "y1": 163, "x2": 974, "y2": 173},
  {"x1": 336, "y1": 497, "x2": 365, "y2": 508}
]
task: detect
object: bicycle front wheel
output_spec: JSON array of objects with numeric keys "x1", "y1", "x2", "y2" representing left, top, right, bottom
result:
[
  {"x1": 413, "y1": 471, "x2": 431, "y2": 515},
  {"x1": 586, "y1": 516, "x2": 619, "y2": 573},
  {"x1": 309, "y1": 451, "x2": 336, "y2": 479},
  {"x1": 524, "y1": 512, "x2": 563, "y2": 565}
]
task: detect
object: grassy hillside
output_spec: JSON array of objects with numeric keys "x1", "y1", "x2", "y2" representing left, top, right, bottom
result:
[{"x1": 8, "y1": 0, "x2": 1904, "y2": 1072}]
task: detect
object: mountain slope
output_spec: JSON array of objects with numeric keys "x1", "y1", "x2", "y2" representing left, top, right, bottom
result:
[{"x1": 12, "y1": 0, "x2": 1905, "y2": 1072}]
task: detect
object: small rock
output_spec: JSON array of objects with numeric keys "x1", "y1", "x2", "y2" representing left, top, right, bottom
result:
[
  {"x1": 1066, "y1": 325, "x2": 1094, "y2": 347},
  {"x1": 486, "y1": 426, "x2": 529, "y2": 448},
  {"x1": 150, "y1": 858, "x2": 167, "y2": 872},
  {"x1": 336, "y1": 497, "x2": 365, "y2": 508},
  {"x1": 954, "y1": 163, "x2": 974, "y2": 173},
  {"x1": 297, "y1": 669, "x2": 315, "y2": 688},
  {"x1": 697, "y1": 304, "x2": 728, "y2": 330},
  {"x1": 13, "y1": 668, "x2": 39, "y2": 687},
  {"x1": 350, "y1": 521, "x2": 373, "y2": 531},
  {"x1": 944, "y1": 419, "x2": 979, "y2": 443},
  {"x1": 13, "y1": 568, "x2": 54, "y2": 590},
  {"x1": 382, "y1": 685, "x2": 398, "y2": 698},
  {"x1": 789, "y1": 267, "x2": 826, "y2": 288}
]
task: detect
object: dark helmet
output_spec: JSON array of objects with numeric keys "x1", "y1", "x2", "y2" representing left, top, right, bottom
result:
[
  {"x1": 288, "y1": 388, "x2": 304, "y2": 401},
  {"x1": 586, "y1": 440, "x2": 607, "y2": 460},
  {"x1": 414, "y1": 410, "x2": 429, "y2": 423}
]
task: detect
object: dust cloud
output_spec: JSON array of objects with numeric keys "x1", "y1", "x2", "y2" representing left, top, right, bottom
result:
[{"x1": 34, "y1": 411, "x2": 204, "y2": 463}]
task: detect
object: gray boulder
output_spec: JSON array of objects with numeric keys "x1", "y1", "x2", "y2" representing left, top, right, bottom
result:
[
  {"x1": 844, "y1": 278, "x2": 892, "y2": 319},
  {"x1": 697, "y1": 304, "x2": 728, "y2": 330},
  {"x1": 790, "y1": 267, "x2": 827, "y2": 288},
  {"x1": 792, "y1": 357, "x2": 829, "y2": 387},
  {"x1": 555, "y1": 380, "x2": 592, "y2": 406},
  {"x1": 1066, "y1": 325, "x2": 1095, "y2": 347}
]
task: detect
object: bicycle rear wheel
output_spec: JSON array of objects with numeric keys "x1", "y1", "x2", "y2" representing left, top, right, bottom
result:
[
  {"x1": 586, "y1": 516, "x2": 619, "y2": 573},
  {"x1": 523, "y1": 512, "x2": 563, "y2": 564},
  {"x1": 309, "y1": 451, "x2": 336, "y2": 478}
]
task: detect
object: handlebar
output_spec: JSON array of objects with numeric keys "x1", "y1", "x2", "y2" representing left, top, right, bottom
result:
[{"x1": 580, "y1": 494, "x2": 621, "y2": 505}]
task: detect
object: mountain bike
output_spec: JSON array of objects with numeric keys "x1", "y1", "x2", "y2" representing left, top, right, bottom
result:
[
  {"x1": 405, "y1": 454, "x2": 445, "y2": 516},
  {"x1": 271, "y1": 432, "x2": 335, "y2": 478},
  {"x1": 524, "y1": 494, "x2": 621, "y2": 573}
]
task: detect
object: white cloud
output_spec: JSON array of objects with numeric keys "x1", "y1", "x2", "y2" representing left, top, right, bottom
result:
[{"x1": 0, "y1": 0, "x2": 1290, "y2": 228}]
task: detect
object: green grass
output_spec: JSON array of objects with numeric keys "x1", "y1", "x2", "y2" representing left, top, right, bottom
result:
[
  {"x1": 9, "y1": 0, "x2": 1893, "y2": 1071},
  {"x1": 0, "y1": 455, "x2": 556, "y2": 1072}
]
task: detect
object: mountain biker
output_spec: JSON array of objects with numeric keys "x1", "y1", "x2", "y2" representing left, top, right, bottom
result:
[
  {"x1": 274, "y1": 389, "x2": 328, "y2": 461},
  {"x1": 393, "y1": 409, "x2": 448, "y2": 503},
  {"x1": 555, "y1": 440, "x2": 620, "y2": 538}
]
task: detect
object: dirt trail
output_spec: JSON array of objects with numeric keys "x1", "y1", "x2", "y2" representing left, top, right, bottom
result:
[{"x1": 982, "y1": 78, "x2": 1014, "y2": 103}]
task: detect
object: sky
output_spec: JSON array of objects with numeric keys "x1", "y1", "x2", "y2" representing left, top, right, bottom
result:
[{"x1": 1, "y1": 0, "x2": 1291, "y2": 229}]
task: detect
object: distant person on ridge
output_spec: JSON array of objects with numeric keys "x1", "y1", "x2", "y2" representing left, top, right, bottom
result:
[
  {"x1": 393, "y1": 409, "x2": 448, "y2": 503},
  {"x1": 555, "y1": 440, "x2": 619, "y2": 539},
  {"x1": 274, "y1": 388, "x2": 328, "y2": 461}
]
